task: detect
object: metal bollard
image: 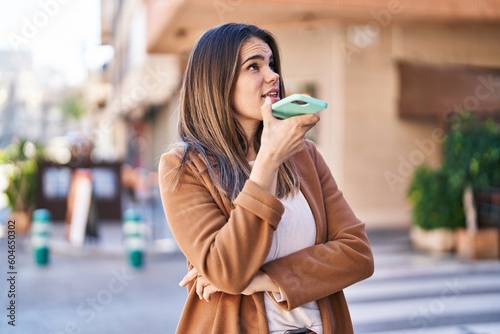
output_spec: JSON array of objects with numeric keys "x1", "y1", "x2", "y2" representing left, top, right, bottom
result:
[
  {"x1": 31, "y1": 209, "x2": 51, "y2": 266},
  {"x1": 123, "y1": 209, "x2": 146, "y2": 268}
]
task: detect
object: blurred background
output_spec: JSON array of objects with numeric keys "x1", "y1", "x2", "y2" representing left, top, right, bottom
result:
[{"x1": 0, "y1": 0, "x2": 500, "y2": 333}]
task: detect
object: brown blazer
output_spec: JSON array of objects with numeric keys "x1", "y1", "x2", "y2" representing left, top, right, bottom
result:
[{"x1": 159, "y1": 140, "x2": 374, "y2": 333}]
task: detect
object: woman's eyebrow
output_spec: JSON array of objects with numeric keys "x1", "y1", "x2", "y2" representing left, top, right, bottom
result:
[{"x1": 241, "y1": 54, "x2": 274, "y2": 67}]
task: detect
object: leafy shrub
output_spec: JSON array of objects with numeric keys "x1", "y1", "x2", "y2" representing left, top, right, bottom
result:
[
  {"x1": 407, "y1": 165, "x2": 465, "y2": 230},
  {"x1": 407, "y1": 111, "x2": 500, "y2": 230}
]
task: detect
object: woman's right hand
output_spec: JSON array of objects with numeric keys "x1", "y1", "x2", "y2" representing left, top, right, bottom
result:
[
  {"x1": 250, "y1": 97, "x2": 320, "y2": 195},
  {"x1": 259, "y1": 96, "x2": 320, "y2": 166}
]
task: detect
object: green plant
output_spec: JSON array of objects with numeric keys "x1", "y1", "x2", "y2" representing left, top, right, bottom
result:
[
  {"x1": 443, "y1": 111, "x2": 500, "y2": 189},
  {"x1": 407, "y1": 165, "x2": 465, "y2": 230},
  {"x1": 61, "y1": 94, "x2": 86, "y2": 120},
  {"x1": 407, "y1": 110, "x2": 500, "y2": 231},
  {"x1": 0, "y1": 139, "x2": 44, "y2": 213}
]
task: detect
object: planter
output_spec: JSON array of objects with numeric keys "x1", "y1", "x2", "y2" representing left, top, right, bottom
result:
[
  {"x1": 410, "y1": 225, "x2": 456, "y2": 253},
  {"x1": 475, "y1": 187, "x2": 500, "y2": 229},
  {"x1": 456, "y1": 228, "x2": 500, "y2": 260},
  {"x1": 8, "y1": 211, "x2": 31, "y2": 235},
  {"x1": 491, "y1": 188, "x2": 500, "y2": 205}
]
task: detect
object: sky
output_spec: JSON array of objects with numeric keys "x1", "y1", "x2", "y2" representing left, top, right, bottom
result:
[{"x1": 0, "y1": 0, "x2": 109, "y2": 86}]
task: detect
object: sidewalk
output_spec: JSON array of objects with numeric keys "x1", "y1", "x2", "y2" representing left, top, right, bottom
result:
[
  {"x1": 2, "y1": 210, "x2": 499, "y2": 333},
  {"x1": 347, "y1": 228, "x2": 500, "y2": 333}
]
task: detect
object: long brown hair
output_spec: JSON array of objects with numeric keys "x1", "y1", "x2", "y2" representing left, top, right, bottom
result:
[{"x1": 171, "y1": 23, "x2": 299, "y2": 206}]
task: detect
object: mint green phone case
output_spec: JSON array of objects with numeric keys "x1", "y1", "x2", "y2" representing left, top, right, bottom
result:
[{"x1": 271, "y1": 94, "x2": 328, "y2": 119}]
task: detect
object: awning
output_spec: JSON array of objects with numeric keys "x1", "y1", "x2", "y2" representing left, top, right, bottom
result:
[{"x1": 146, "y1": 0, "x2": 500, "y2": 53}]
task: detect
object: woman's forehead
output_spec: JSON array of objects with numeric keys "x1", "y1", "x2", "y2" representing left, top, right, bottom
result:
[{"x1": 239, "y1": 37, "x2": 273, "y2": 60}]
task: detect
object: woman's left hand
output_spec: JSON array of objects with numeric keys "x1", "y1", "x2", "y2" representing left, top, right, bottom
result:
[
  {"x1": 241, "y1": 270, "x2": 279, "y2": 295},
  {"x1": 179, "y1": 267, "x2": 221, "y2": 302}
]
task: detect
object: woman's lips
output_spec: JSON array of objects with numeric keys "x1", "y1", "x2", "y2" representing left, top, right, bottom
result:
[{"x1": 262, "y1": 91, "x2": 280, "y2": 103}]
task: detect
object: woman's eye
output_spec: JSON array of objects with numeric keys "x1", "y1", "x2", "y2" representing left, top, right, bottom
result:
[
  {"x1": 270, "y1": 62, "x2": 277, "y2": 72},
  {"x1": 248, "y1": 64, "x2": 258, "y2": 71}
]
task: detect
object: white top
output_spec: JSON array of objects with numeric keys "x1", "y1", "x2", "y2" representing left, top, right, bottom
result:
[{"x1": 262, "y1": 190, "x2": 323, "y2": 334}]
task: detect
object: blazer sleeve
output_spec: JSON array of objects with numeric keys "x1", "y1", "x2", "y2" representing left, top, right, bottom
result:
[
  {"x1": 159, "y1": 151, "x2": 285, "y2": 294},
  {"x1": 261, "y1": 141, "x2": 374, "y2": 310}
]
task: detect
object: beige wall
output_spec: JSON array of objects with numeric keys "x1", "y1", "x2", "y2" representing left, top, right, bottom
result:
[
  {"x1": 395, "y1": 23, "x2": 500, "y2": 67},
  {"x1": 267, "y1": 22, "x2": 500, "y2": 228},
  {"x1": 271, "y1": 24, "x2": 346, "y2": 186},
  {"x1": 342, "y1": 23, "x2": 422, "y2": 227},
  {"x1": 270, "y1": 23, "x2": 418, "y2": 227},
  {"x1": 151, "y1": 98, "x2": 180, "y2": 170}
]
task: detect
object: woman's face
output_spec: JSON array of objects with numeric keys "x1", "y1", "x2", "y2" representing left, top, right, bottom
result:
[{"x1": 232, "y1": 37, "x2": 280, "y2": 129}]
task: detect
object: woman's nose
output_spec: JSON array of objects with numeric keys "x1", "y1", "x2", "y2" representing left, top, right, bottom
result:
[{"x1": 266, "y1": 67, "x2": 279, "y2": 83}]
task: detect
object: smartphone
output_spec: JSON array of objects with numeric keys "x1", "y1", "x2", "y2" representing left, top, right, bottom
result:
[{"x1": 272, "y1": 94, "x2": 328, "y2": 119}]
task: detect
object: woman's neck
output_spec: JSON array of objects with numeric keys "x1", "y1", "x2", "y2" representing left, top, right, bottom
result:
[
  {"x1": 240, "y1": 122, "x2": 259, "y2": 162},
  {"x1": 246, "y1": 146, "x2": 257, "y2": 162}
]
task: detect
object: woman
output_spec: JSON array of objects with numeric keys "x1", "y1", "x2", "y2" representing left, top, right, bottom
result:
[{"x1": 159, "y1": 23, "x2": 374, "y2": 334}]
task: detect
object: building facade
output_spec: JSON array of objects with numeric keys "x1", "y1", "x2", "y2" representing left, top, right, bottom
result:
[{"x1": 102, "y1": 0, "x2": 500, "y2": 228}]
